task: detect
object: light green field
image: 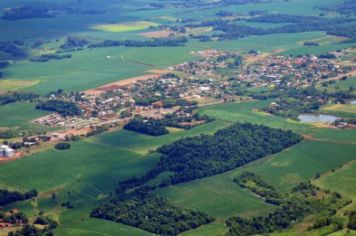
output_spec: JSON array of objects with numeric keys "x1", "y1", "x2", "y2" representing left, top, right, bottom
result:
[
  {"x1": 0, "y1": 140, "x2": 160, "y2": 235},
  {"x1": 156, "y1": 171, "x2": 276, "y2": 219},
  {"x1": 0, "y1": 79, "x2": 41, "y2": 91},
  {"x1": 314, "y1": 160, "x2": 356, "y2": 199},
  {"x1": 321, "y1": 104, "x2": 356, "y2": 119},
  {"x1": 90, "y1": 21, "x2": 159, "y2": 32}
]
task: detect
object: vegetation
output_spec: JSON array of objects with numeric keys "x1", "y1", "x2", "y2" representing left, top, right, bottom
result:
[
  {"x1": 91, "y1": 196, "x2": 214, "y2": 236},
  {"x1": 0, "y1": 91, "x2": 39, "y2": 105},
  {"x1": 348, "y1": 211, "x2": 356, "y2": 230},
  {"x1": 86, "y1": 125, "x2": 110, "y2": 137},
  {"x1": 234, "y1": 172, "x2": 282, "y2": 205},
  {"x1": 0, "y1": 189, "x2": 37, "y2": 206},
  {"x1": 88, "y1": 37, "x2": 188, "y2": 48},
  {"x1": 30, "y1": 54, "x2": 72, "y2": 62},
  {"x1": 226, "y1": 182, "x2": 348, "y2": 236},
  {"x1": 1, "y1": 6, "x2": 54, "y2": 20},
  {"x1": 36, "y1": 100, "x2": 82, "y2": 116},
  {"x1": 117, "y1": 123, "x2": 301, "y2": 192},
  {"x1": 54, "y1": 142, "x2": 71, "y2": 150},
  {"x1": 124, "y1": 116, "x2": 169, "y2": 136}
]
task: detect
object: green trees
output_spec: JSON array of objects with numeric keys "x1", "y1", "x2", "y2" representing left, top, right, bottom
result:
[
  {"x1": 124, "y1": 116, "x2": 169, "y2": 136},
  {"x1": 0, "y1": 189, "x2": 37, "y2": 206},
  {"x1": 155, "y1": 123, "x2": 302, "y2": 184},
  {"x1": 36, "y1": 100, "x2": 82, "y2": 116},
  {"x1": 91, "y1": 196, "x2": 214, "y2": 236},
  {"x1": 348, "y1": 211, "x2": 356, "y2": 230},
  {"x1": 54, "y1": 143, "x2": 71, "y2": 150},
  {"x1": 226, "y1": 181, "x2": 349, "y2": 236},
  {"x1": 0, "y1": 92, "x2": 39, "y2": 105},
  {"x1": 234, "y1": 172, "x2": 283, "y2": 205}
]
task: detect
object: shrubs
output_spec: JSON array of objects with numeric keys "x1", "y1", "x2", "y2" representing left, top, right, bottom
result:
[
  {"x1": 234, "y1": 172, "x2": 282, "y2": 205},
  {"x1": 348, "y1": 211, "x2": 356, "y2": 230},
  {"x1": 54, "y1": 143, "x2": 71, "y2": 150}
]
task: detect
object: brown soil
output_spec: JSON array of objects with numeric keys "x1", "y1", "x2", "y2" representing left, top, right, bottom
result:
[
  {"x1": 139, "y1": 30, "x2": 172, "y2": 38},
  {"x1": 84, "y1": 74, "x2": 162, "y2": 96}
]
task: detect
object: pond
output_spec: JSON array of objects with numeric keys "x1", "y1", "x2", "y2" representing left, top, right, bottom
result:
[
  {"x1": 298, "y1": 114, "x2": 339, "y2": 123},
  {"x1": 350, "y1": 100, "x2": 356, "y2": 105}
]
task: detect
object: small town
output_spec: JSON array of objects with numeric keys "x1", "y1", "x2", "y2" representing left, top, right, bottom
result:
[{"x1": 1, "y1": 49, "x2": 355, "y2": 162}]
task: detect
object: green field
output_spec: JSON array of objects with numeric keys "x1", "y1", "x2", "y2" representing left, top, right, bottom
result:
[
  {"x1": 314, "y1": 160, "x2": 356, "y2": 199},
  {"x1": 0, "y1": 102, "x2": 49, "y2": 131}
]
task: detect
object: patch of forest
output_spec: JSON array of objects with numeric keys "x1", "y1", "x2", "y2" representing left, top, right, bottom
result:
[
  {"x1": 0, "y1": 189, "x2": 37, "y2": 206},
  {"x1": 227, "y1": 180, "x2": 350, "y2": 236},
  {"x1": 91, "y1": 196, "x2": 214, "y2": 236},
  {"x1": 36, "y1": 100, "x2": 82, "y2": 117},
  {"x1": 0, "y1": 92, "x2": 39, "y2": 106}
]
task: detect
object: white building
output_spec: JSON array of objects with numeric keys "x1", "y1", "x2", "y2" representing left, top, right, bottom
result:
[{"x1": 0, "y1": 145, "x2": 14, "y2": 158}]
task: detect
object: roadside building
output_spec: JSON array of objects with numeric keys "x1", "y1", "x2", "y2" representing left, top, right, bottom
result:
[{"x1": 0, "y1": 145, "x2": 15, "y2": 158}]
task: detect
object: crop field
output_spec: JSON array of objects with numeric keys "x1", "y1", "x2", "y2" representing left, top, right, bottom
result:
[
  {"x1": 0, "y1": 102, "x2": 49, "y2": 130},
  {"x1": 0, "y1": 140, "x2": 160, "y2": 236},
  {"x1": 314, "y1": 160, "x2": 356, "y2": 199},
  {"x1": 3, "y1": 46, "x2": 196, "y2": 95}
]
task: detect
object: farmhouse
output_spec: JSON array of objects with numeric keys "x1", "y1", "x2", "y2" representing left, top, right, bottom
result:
[{"x1": 0, "y1": 145, "x2": 15, "y2": 158}]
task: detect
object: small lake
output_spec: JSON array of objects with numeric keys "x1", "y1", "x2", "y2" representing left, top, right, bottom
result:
[
  {"x1": 298, "y1": 114, "x2": 339, "y2": 123},
  {"x1": 350, "y1": 100, "x2": 356, "y2": 105}
]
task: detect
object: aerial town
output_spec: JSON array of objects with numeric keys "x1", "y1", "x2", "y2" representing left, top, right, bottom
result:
[{"x1": 1, "y1": 49, "x2": 355, "y2": 161}]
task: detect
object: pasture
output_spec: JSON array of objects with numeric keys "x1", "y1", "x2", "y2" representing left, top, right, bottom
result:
[{"x1": 90, "y1": 21, "x2": 159, "y2": 33}]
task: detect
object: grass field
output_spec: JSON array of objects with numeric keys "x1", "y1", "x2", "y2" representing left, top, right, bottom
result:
[
  {"x1": 314, "y1": 160, "x2": 356, "y2": 199},
  {"x1": 90, "y1": 21, "x2": 159, "y2": 32},
  {"x1": 321, "y1": 104, "x2": 356, "y2": 118},
  {"x1": 0, "y1": 80, "x2": 41, "y2": 91}
]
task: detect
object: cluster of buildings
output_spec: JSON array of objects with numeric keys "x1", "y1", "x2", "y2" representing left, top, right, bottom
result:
[
  {"x1": 33, "y1": 113, "x2": 100, "y2": 129},
  {"x1": 238, "y1": 55, "x2": 354, "y2": 88},
  {"x1": 31, "y1": 50, "x2": 354, "y2": 132}
]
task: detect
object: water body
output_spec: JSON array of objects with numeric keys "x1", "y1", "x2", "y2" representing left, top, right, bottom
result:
[
  {"x1": 350, "y1": 100, "x2": 356, "y2": 105},
  {"x1": 298, "y1": 114, "x2": 339, "y2": 123}
]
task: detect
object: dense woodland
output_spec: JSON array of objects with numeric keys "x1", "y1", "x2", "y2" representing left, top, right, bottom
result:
[
  {"x1": 116, "y1": 123, "x2": 301, "y2": 193},
  {"x1": 0, "y1": 189, "x2": 37, "y2": 206},
  {"x1": 124, "y1": 116, "x2": 169, "y2": 136},
  {"x1": 91, "y1": 196, "x2": 214, "y2": 236},
  {"x1": 0, "y1": 91, "x2": 39, "y2": 105},
  {"x1": 36, "y1": 100, "x2": 82, "y2": 116},
  {"x1": 88, "y1": 37, "x2": 188, "y2": 48}
]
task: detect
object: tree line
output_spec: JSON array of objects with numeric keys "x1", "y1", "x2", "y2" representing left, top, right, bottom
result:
[{"x1": 36, "y1": 100, "x2": 82, "y2": 116}]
